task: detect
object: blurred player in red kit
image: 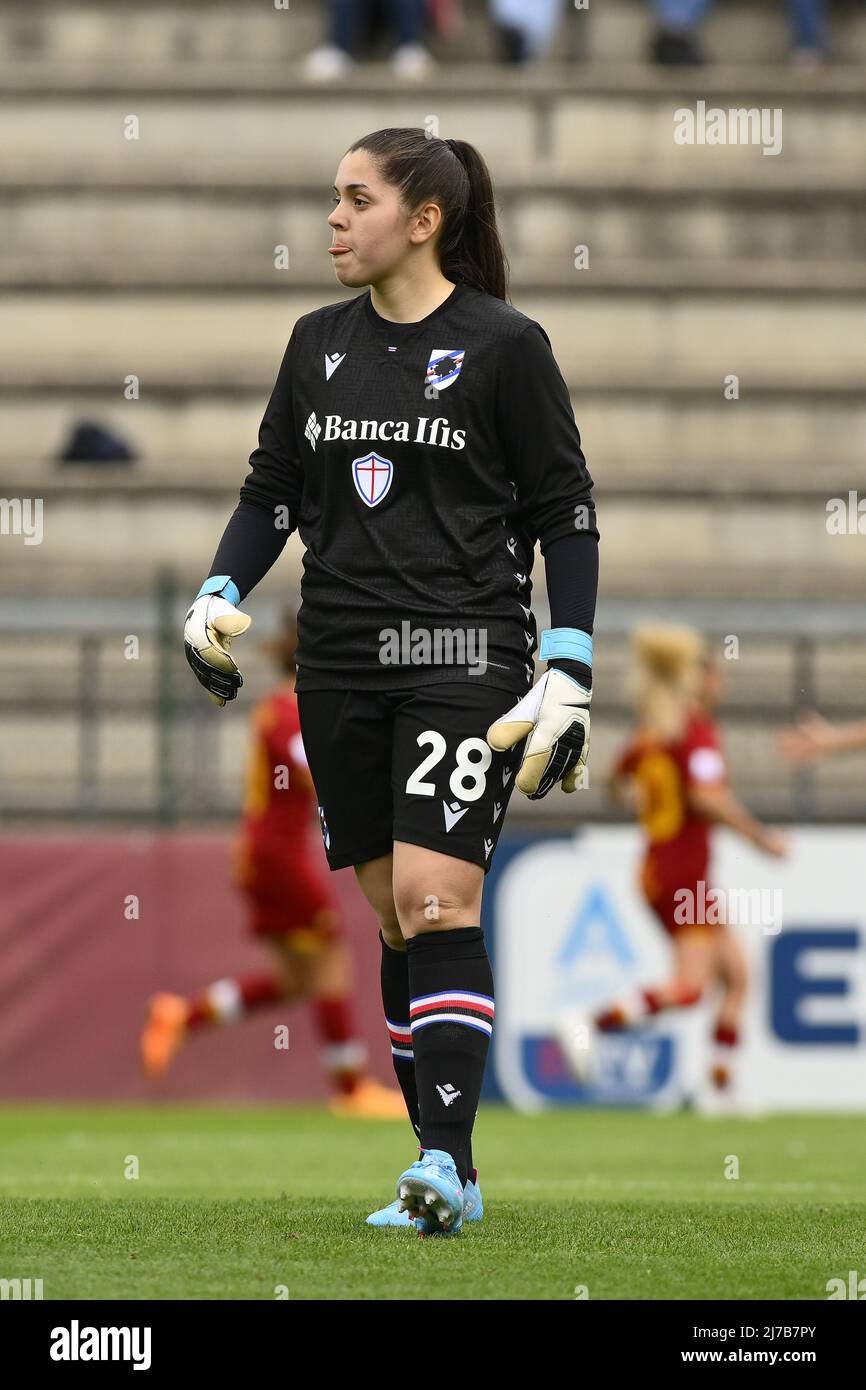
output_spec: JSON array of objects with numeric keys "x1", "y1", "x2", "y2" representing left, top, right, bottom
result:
[
  {"x1": 141, "y1": 610, "x2": 404, "y2": 1118},
  {"x1": 558, "y1": 625, "x2": 786, "y2": 1103}
]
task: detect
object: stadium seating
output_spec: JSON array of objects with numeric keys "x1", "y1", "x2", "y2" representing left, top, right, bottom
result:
[{"x1": 2, "y1": 0, "x2": 864, "y2": 819}]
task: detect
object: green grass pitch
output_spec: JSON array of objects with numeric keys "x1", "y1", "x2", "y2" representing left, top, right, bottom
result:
[{"x1": 1, "y1": 1104, "x2": 864, "y2": 1300}]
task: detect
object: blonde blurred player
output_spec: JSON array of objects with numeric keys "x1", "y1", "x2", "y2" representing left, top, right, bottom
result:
[
  {"x1": 558, "y1": 626, "x2": 787, "y2": 1104},
  {"x1": 141, "y1": 610, "x2": 404, "y2": 1118}
]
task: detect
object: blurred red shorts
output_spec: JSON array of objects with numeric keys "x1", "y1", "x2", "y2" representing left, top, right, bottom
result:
[
  {"x1": 641, "y1": 855, "x2": 722, "y2": 938},
  {"x1": 235, "y1": 834, "x2": 340, "y2": 943}
]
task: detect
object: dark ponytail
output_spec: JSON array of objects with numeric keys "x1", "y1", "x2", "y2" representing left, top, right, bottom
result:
[{"x1": 346, "y1": 127, "x2": 510, "y2": 302}]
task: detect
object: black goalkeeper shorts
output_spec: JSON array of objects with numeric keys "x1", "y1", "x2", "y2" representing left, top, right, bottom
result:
[{"x1": 296, "y1": 682, "x2": 528, "y2": 874}]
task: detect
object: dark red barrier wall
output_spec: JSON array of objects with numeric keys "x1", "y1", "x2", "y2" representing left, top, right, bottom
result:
[{"x1": 0, "y1": 834, "x2": 390, "y2": 1101}]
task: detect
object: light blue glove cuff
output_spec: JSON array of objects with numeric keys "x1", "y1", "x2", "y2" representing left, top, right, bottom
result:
[
  {"x1": 539, "y1": 627, "x2": 593, "y2": 667},
  {"x1": 196, "y1": 575, "x2": 240, "y2": 608}
]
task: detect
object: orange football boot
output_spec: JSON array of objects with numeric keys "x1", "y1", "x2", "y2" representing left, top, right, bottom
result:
[
  {"x1": 329, "y1": 1077, "x2": 407, "y2": 1119},
  {"x1": 141, "y1": 992, "x2": 189, "y2": 1079}
]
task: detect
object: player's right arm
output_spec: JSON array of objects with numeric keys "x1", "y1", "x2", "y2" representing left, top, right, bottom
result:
[{"x1": 184, "y1": 330, "x2": 304, "y2": 705}]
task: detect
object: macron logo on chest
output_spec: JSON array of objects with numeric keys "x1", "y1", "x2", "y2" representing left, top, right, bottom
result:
[{"x1": 325, "y1": 351, "x2": 346, "y2": 380}]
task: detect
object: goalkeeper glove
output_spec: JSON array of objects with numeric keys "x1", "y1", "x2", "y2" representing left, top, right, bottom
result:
[
  {"x1": 183, "y1": 575, "x2": 251, "y2": 706},
  {"x1": 486, "y1": 628, "x2": 592, "y2": 799}
]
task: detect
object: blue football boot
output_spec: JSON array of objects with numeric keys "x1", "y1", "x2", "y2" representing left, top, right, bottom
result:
[
  {"x1": 366, "y1": 1169, "x2": 484, "y2": 1228},
  {"x1": 461, "y1": 1171, "x2": 484, "y2": 1222},
  {"x1": 414, "y1": 1168, "x2": 485, "y2": 1236},
  {"x1": 365, "y1": 1197, "x2": 413, "y2": 1228},
  {"x1": 395, "y1": 1148, "x2": 464, "y2": 1236}
]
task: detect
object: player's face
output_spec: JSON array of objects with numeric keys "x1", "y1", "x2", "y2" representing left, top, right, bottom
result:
[{"x1": 329, "y1": 151, "x2": 441, "y2": 287}]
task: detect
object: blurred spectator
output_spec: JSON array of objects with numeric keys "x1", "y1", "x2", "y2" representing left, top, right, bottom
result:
[
  {"x1": 490, "y1": 0, "x2": 565, "y2": 64},
  {"x1": 428, "y1": 0, "x2": 466, "y2": 44},
  {"x1": 58, "y1": 420, "x2": 136, "y2": 465},
  {"x1": 304, "y1": 0, "x2": 435, "y2": 81},
  {"x1": 650, "y1": 0, "x2": 827, "y2": 67}
]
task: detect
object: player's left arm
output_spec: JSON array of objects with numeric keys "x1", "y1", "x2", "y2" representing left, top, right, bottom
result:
[
  {"x1": 486, "y1": 323, "x2": 599, "y2": 798},
  {"x1": 685, "y1": 737, "x2": 787, "y2": 858}
]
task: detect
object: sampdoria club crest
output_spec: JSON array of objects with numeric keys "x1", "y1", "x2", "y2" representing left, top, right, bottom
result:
[{"x1": 424, "y1": 348, "x2": 465, "y2": 392}]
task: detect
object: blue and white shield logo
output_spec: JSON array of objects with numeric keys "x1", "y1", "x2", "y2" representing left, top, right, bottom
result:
[
  {"x1": 424, "y1": 348, "x2": 465, "y2": 393},
  {"x1": 352, "y1": 451, "x2": 393, "y2": 507}
]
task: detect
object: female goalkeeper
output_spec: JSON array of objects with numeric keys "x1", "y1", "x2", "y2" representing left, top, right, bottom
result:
[{"x1": 183, "y1": 128, "x2": 599, "y2": 1235}]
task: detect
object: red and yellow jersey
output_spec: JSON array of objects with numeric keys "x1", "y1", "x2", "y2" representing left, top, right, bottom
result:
[
  {"x1": 240, "y1": 684, "x2": 316, "y2": 842},
  {"x1": 614, "y1": 714, "x2": 726, "y2": 886},
  {"x1": 234, "y1": 684, "x2": 338, "y2": 935}
]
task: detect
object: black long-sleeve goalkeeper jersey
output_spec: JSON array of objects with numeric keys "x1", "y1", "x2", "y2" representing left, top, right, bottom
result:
[{"x1": 220, "y1": 278, "x2": 598, "y2": 696}]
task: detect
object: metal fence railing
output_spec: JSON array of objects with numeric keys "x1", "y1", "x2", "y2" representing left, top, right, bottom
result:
[{"x1": 3, "y1": 577, "x2": 866, "y2": 825}]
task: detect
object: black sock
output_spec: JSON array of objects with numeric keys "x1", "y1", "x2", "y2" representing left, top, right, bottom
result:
[
  {"x1": 379, "y1": 931, "x2": 420, "y2": 1142},
  {"x1": 407, "y1": 926, "x2": 492, "y2": 1188}
]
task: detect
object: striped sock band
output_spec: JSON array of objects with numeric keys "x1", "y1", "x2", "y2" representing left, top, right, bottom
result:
[
  {"x1": 409, "y1": 989, "x2": 494, "y2": 1037},
  {"x1": 386, "y1": 1018, "x2": 414, "y2": 1061}
]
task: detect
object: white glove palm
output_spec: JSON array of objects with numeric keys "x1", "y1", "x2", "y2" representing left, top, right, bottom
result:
[
  {"x1": 183, "y1": 594, "x2": 252, "y2": 706},
  {"x1": 486, "y1": 668, "x2": 591, "y2": 799}
]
